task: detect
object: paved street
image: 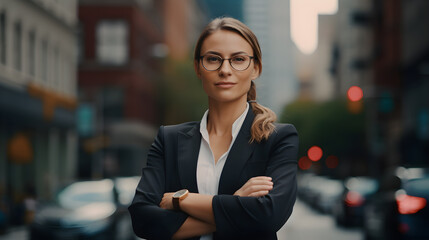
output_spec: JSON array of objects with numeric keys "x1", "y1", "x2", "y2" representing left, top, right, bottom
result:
[
  {"x1": 0, "y1": 199, "x2": 364, "y2": 240},
  {"x1": 0, "y1": 226, "x2": 28, "y2": 240},
  {"x1": 278, "y1": 199, "x2": 363, "y2": 240}
]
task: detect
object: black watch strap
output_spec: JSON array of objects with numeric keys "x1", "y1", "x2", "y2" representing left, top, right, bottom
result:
[{"x1": 173, "y1": 197, "x2": 180, "y2": 210}]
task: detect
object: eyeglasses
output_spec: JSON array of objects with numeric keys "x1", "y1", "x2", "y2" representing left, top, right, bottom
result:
[{"x1": 199, "y1": 54, "x2": 254, "y2": 71}]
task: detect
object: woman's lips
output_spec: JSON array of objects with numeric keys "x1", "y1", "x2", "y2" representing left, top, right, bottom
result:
[{"x1": 215, "y1": 82, "x2": 236, "y2": 89}]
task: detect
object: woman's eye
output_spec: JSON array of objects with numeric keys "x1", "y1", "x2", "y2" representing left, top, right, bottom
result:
[
  {"x1": 232, "y1": 56, "x2": 246, "y2": 62},
  {"x1": 206, "y1": 56, "x2": 220, "y2": 62}
]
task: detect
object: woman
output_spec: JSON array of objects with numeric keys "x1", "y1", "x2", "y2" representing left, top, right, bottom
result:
[{"x1": 129, "y1": 17, "x2": 298, "y2": 240}]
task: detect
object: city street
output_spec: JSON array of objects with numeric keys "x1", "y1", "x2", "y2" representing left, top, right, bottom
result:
[
  {"x1": 278, "y1": 199, "x2": 363, "y2": 240},
  {"x1": 0, "y1": 199, "x2": 364, "y2": 240},
  {"x1": 0, "y1": 226, "x2": 27, "y2": 240}
]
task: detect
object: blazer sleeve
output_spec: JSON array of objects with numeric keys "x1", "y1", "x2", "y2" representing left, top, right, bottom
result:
[
  {"x1": 212, "y1": 124, "x2": 298, "y2": 238},
  {"x1": 128, "y1": 126, "x2": 188, "y2": 240}
]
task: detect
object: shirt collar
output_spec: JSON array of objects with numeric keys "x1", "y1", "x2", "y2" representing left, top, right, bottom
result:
[{"x1": 200, "y1": 103, "x2": 250, "y2": 143}]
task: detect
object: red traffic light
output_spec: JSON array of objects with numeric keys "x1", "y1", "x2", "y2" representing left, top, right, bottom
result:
[
  {"x1": 326, "y1": 155, "x2": 339, "y2": 168},
  {"x1": 347, "y1": 86, "x2": 363, "y2": 102},
  {"x1": 298, "y1": 156, "x2": 312, "y2": 170},
  {"x1": 307, "y1": 146, "x2": 323, "y2": 161}
]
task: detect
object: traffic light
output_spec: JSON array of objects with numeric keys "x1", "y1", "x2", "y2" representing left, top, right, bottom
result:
[
  {"x1": 347, "y1": 86, "x2": 363, "y2": 114},
  {"x1": 308, "y1": 145, "x2": 323, "y2": 161},
  {"x1": 347, "y1": 86, "x2": 363, "y2": 102}
]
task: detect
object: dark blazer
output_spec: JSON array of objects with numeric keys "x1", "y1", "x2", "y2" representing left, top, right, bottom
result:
[{"x1": 129, "y1": 109, "x2": 299, "y2": 240}]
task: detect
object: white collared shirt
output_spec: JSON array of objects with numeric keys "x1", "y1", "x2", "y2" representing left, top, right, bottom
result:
[{"x1": 197, "y1": 103, "x2": 249, "y2": 240}]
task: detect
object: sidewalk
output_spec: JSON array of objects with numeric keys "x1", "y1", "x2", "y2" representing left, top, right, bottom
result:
[
  {"x1": 277, "y1": 200, "x2": 363, "y2": 240},
  {"x1": 0, "y1": 226, "x2": 28, "y2": 240}
]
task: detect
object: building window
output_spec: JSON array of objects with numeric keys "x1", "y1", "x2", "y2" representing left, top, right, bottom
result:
[
  {"x1": 62, "y1": 55, "x2": 68, "y2": 93},
  {"x1": 0, "y1": 12, "x2": 6, "y2": 65},
  {"x1": 14, "y1": 21, "x2": 22, "y2": 71},
  {"x1": 96, "y1": 20, "x2": 128, "y2": 65},
  {"x1": 41, "y1": 39, "x2": 48, "y2": 82},
  {"x1": 28, "y1": 31, "x2": 36, "y2": 76},
  {"x1": 53, "y1": 47, "x2": 59, "y2": 88},
  {"x1": 101, "y1": 87, "x2": 124, "y2": 121},
  {"x1": 77, "y1": 22, "x2": 84, "y2": 63}
]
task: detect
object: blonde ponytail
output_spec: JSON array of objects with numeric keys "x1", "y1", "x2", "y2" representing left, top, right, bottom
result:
[{"x1": 247, "y1": 81, "x2": 277, "y2": 143}]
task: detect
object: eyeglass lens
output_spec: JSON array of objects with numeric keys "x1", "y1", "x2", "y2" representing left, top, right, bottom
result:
[{"x1": 202, "y1": 55, "x2": 252, "y2": 71}]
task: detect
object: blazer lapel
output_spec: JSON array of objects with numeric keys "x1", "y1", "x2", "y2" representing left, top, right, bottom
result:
[
  {"x1": 218, "y1": 109, "x2": 256, "y2": 194},
  {"x1": 177, "y1": 123, "x2": 201, "y2": 193}
]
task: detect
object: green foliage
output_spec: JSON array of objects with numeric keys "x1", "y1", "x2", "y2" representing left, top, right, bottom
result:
[
  {"x1": 280, "y1": 99, "x2": 366, "y2": 159},
  {"x1": 159, "y1": 57, "x2": 208, "y2": 125}
]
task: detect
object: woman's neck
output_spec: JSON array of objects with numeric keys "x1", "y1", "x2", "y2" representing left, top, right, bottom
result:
[{"x1": 206, "y1": 99, "x2": 247, "y2": 136}]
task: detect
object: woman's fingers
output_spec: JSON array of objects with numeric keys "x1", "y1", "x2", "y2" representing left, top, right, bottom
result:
[
  {"x1": 243, "y1": 176, "x2": 272, "y2": 186},
  {"x1": 249, "y1": 190, "x2": 270, "y2": 197},
  {"x1": 244, "y1": 179, "x2": 273, "y2": 188},
  {"x1": 235, "y1": 176, "x2": 273, "y2": 197},
  {"x1": 159, "y1": 192, "x2": 174, "y2": 209},
  {"x1": 249, "y1": 176, "x2": 272, "y2": 182},
  {"x1": 244, "y1": 182, "x2": 273, "y2": 195},
  {"x1": 243, "y1": 177, "x2": 273, "y2": 189}
]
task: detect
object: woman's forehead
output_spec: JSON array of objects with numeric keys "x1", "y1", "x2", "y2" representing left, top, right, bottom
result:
[{"x1": 200, "y1": 30, "x2": 253, "y2": 56}]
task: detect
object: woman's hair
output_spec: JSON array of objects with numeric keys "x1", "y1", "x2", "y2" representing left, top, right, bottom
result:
[{"x1": 194, "y1": 17, "x2": 277, "y2": 143}]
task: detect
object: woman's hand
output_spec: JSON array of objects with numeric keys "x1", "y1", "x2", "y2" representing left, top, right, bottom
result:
[
  {"x1": 234, "y1": 176, "x2": 273, "y2": 197},
  {"x1": 160, "y1": 192, "x2": 175, "y2": 210}
]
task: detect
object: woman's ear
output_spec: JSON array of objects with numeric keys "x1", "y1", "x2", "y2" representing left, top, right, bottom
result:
[{"x1": 251, "y1": 63, "x2": 260, "y2": 80}]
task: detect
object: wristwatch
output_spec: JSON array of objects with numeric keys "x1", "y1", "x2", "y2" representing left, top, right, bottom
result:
[{"x1": 172, "y1": 189, "x2": 189, "y2": 211}]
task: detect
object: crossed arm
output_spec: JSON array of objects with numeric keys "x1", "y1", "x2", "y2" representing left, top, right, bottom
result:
[
  {"x1": 129, "y1": 124, "x2": 298, "y2": 240},
  {"x1": 159, "y1": 176, "x2": 274, "y2": 239}
]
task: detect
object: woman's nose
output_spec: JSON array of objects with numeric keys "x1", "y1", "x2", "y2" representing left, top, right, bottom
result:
[{"x1": 218, "y1": 60, "x2": 232, "y2": 75}]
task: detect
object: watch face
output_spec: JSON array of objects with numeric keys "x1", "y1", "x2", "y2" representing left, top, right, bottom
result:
[{"x1": 173, "y1": 189, "x2": 188, "y2": 198}]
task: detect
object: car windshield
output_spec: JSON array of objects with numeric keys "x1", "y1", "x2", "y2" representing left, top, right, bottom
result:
[
  {"x1": 57, "y1": 179, "x2": 114, "y2": 209},
  {"x1": 115, "y1": 176, "x2": 140, "y2": 205},
  {"x1": 346, "y1": 177, "x2": 378, "y2": 195},
  {"x1": 404, "y1": 177, "x2": 429, "y2": 198}
]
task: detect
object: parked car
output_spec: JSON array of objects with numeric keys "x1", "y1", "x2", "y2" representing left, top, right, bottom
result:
[
  {"x1": 314, "y1": 178, "x2": 343, "y2": 214},
  {"x1": 298, "y1": 173, "x2": 343, "y2": 213},
  {"x1": 298, "y1": 174, "x2": 330, "y2": 206},
  {"x1": 297, "y1": 172, "x2": 316, "y2": 203},
  {"x1": 30, "y1": 177, "x2": 139, "y2": 240},
  {"x1": 333, "y1": 176, "x2": 378, "y2": 227},
  {"x1": 363, "y1": 168, "x2": 429, "y2": 240}
]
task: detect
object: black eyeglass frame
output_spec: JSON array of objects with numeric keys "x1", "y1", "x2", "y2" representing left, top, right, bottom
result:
[{"x1": 199, "y1": 54, "x2": 255, "y2": 71}]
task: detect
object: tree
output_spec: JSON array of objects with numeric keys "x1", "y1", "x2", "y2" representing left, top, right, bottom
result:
[
  {"x1": 280, "y1": 99, "x2": 367, "y2": 176},
  {"x1": 159, "y1": 57, "x2": 208, "y2": 125}
]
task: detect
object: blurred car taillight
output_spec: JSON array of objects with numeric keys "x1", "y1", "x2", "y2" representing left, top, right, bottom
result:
[
  {"x1": 396, "y1": 192, "x2": 427, "y2": 214},
  {"x1": 399, "y1": 223, "x2": 410, "y2": 234},
  {"x1": 345, "y1": 191, "x2": 364, "y2": 207}
]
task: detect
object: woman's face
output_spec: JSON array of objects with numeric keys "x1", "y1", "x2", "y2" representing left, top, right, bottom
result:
[{"x1": 196, "y1": 30, "x2": 260, "y2": 104}]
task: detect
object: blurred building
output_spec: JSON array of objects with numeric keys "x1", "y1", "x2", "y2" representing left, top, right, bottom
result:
[
  {"x1": 291, "y1": 0, "x2": 375, "y2": 176},
  {"x1": 0, "y1": 0, "x2": 78, "y2": 225},
  {"x1": 295, "y1": 0, "x2": 429, "y2": 176},
  {"x1": 244, "y1": 0, "x2": 298, "y2": 115},
  {"x1": 200, "y1": 0, "x2": 244, "y2": 22},
  {"x1": 370, "y1": 0, "x2": 429, "y2": 173},
  {"x1": 338, "y1": 0, "x2": 429, "y2": 175},
  {"x1": 293, "y1": 0, "x2": 373, "y2": 102},
  {"x1": 400, "y1": 0, "x2": 429, "y2": 167},
  {"x1": 164, "y1": 0, "x2": 206, "y2": 60},
  {"x1": 331, "y1": 0, "x2": 374, "y2": 176},
  {"x1": 78, "y1": 0, "x2": 161, "y2": 178},
  {"x1": 332, "y1": 0, "x2": 374, "y2": 98},
  {"x1": 77, "y1": 0, "x2": 204, "y2": 178}
]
